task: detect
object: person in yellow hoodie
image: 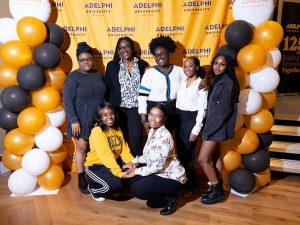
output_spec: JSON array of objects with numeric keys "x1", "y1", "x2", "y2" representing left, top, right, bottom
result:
[{"x1": 85, "y1": 102, "x2": 134, "y2": 201}]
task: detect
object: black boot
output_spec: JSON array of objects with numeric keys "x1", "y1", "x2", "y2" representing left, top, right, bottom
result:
[
  {"x1": 160, "y1": 196, "x2": 178, "y2": 216},
  {"x1": 78, "y1": 172, "x2": 90, "y2": 194},
  {"x1": 202, "y1": 179, "x2": 223, "y2": 198},
  {"x1": 201, "y1": 181, "x2": 225, "y2": 204}
]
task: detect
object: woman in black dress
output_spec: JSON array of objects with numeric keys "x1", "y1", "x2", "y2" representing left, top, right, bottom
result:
[
  {"x1": 198, "y1": 53, "x2": 240, "y2": 204},
  {"x1": 63, "y1": 42, "x2": 107, "y2": 194}
]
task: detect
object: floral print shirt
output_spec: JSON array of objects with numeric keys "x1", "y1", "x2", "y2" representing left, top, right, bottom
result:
[
  {"x1": 119, "y1": 57, "x2": 140, "y2": 108},
  {"x1": 132, "y1": 126, "x2": 186, "y2": 184}
]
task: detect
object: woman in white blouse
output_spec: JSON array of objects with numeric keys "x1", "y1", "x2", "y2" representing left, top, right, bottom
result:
[
  {"x1": 176, "y1": 57, "x2": 208, "y2": 197},
  {"x1": 124, "y1": 104, "x2": 186, "y2": 216}
]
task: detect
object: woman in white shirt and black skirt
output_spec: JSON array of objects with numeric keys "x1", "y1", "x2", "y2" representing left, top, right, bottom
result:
[{"x1": 176, "y1": 56, "x2": 208, "y2": 197}]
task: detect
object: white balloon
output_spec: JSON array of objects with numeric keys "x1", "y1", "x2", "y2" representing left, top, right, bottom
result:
[
  {"x1": 8, "y1": 168, "x2": 37, "y2": 195},
  {"x1": 22, "y1": 148, "x2": 50, "y2": 176},
  {"x1": 35, "y1": 126, "x2": 63, "y2": 152},
  {"x1": 0, "y1": 17, "x2": 19, "y2": 43},
  {"x1": 232, "y1": 0, "x2": 274, "y2": 26},
  {"x1": 234, "y1": 112, "x2": 244, "y2": 131},
  {"x1": 9, "y1": 0, "x2": 51, "y2": 22},
  {"x1": 46, "y1": 106, "x2": 66, "y2": 127},
  {"x1": 249, "y1": 67, "x2": 280, "y2": 93},
  {"x1": 238, "y1": 89, "x2": 262, "y2": 115},
  {"x1": 268, "y1": 48, "x2": 281, "y2": 68}
]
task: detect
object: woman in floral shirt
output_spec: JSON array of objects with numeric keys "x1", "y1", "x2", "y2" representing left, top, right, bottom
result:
[{"x1": 124, "y1": 104, "x2": 186, "y2": 216}]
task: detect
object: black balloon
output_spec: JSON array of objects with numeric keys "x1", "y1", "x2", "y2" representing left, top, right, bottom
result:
[
  {"x1": 46, "y1": 23, "x2": 65, "y2": 48},
  {"x1": 17, "y1": 64, "x2": 46, "y2": 91},
  {"x1": 225, "y1": 20, "x2": 253, "y2": 49},
  {"x1": 215, "y1": 45, "x2": 238, "y2": 61},
  {"x1": 242, "y1": 149, "x2": 270, "y2": 173},
  {"x1": 0, "y1": 107, "x2": 18, "y2": 131},
  {"x1": 0, "y1": 85, "x2": 31, "y2": 113},
  {"x1": 258, "y1": 131, "x2": 273, "y2": 149},
  {"x1": 229, "y1": 168, "x2": 255, "y2": 194},
  {"x1": 33, "y1": 43, "x2": 61, "y2": 69}
]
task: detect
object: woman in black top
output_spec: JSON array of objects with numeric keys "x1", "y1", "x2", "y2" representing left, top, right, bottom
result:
[
  {"x1": 63, "y1": 42, "x2": 107, "y2": 194},
  {"x1": 198, "y1": 53, "x2": 240, "y2": 204},
  {"x1": 105, "y1": 37, "x2": 148, "y2": 157}
]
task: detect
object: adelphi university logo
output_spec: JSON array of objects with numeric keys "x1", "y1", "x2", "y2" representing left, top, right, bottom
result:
[
  {"x1": 84, "y1": 1, "x2": 113, "y2": 14},
  {"x1": 182, "y1": 0, "x2": 212, "y2": 13},
  {"x1": 133, "y1": 1, "x2": 162, "y2": 13}
]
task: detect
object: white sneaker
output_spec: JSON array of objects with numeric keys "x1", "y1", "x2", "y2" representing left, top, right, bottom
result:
[
  {"x1": 88, "y1": 185, "x2": 105, "y2": 202},
  {"x1": 92, "y1": 195, "x2": 106, "y2": 202}
]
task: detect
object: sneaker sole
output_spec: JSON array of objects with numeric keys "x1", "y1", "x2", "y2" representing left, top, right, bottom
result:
[
  {"x1": 87, "y1": 185, "x2": 105, "y2": 202},
  {"x1": 91, "y1": 196, "x2": 106, "y2": 202}
]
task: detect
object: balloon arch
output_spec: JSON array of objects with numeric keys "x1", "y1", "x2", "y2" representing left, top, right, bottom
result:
[{"x1": 0, "y1": 0, "x2": 283, "y2": 196}]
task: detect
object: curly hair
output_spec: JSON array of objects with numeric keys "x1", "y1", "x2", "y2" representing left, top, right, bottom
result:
[
  {"x1": 149, "y1": 36, "x2": 177, "y2": 55},
  {"x1": 112, "y1": 37, "x2": 137, "y2": 63},
  {"x1": 185, "y1": 56, "x2": 206, "y2": 79},
  {"x1": 212, "y1": 53, "x2": 240, "y2": 103}
]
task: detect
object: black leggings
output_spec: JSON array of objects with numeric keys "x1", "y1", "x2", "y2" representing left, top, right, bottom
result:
[{"x1": 131, "y1": 174, "x2": 182, "y2": 203}]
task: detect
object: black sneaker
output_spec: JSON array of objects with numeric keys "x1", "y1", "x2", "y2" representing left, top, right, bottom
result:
[{"x1": 201, "y1": 182, "x2": 225, "y2": 205}]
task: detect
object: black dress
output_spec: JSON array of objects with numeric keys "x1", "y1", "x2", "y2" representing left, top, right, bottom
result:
[{"x1": 63, "y1": 70, "x2": 107, "y2": 139}]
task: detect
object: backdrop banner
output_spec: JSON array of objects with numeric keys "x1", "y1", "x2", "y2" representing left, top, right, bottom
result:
[
  {"x1": 49, "y1": 0, "x2": 233, "y2": 72},
  {"x1": 277, "y1": 0, "x2": 300, "y2": 93}
]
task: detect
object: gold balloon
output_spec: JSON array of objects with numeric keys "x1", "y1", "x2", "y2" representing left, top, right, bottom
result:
[
  {"x1": 233, "y1": 128, "x2": 259, "y2": 155},
  {"x1": 219, "y1": 26, "x2": 227, "y2": 45},
  {"x1": 2, "y1": 150, "x2": 22, "y2": 171},
  {"x1": 261, "y1": 91, "x2": 276, "y2": 110},
  {"x1": 244, "y1": 109, "x2": 274, "y2": 134},
  {"x1": 62, "y1": 137, "x2": 76, "y2": 172},
  {"x1": 0, "y1": 40, "x2": 32, "y2": 69},
  {"x1": 45, "y1": 67, "x2": 66, "y2": 91},
  {"x1": 48, "y1": 144, "x2": 67, "y2": 164},
  {"x1": 4, "y1": 128, "x2": 35, "y2": 156},
  {"x1": 221, "y1": 169, "x2": 231, "y2": 192},
  {"x1": 32, "y1": 87, "x2": 61, "y2": 111},
  {"x1": 223, "y1": 150, "x2": 242, "y2": 171},
  {"x1": 17, "y1": 107, "x2": 46, "y2": 135},
  {"x1": 235, "y1": 67, "x2": 249, "y2": 90},
  {"x1": 254, "y1": 168, "x2": 271, "y2": 187},
  {"x1": 17, "y1": 17, "x2": 47, "y2": 47},
  {"x1": 38, "y1": 164, "x2": 65, "y2": 190},
  {"x1": 252, "y1": 21, "x2": 284, "y2": 50},
  {"x1": 0, "y1": 65, "x2": 18, "y2": 88},
  {"x1": 237, "y1": 44, "x2": 267, "y2": 73}
]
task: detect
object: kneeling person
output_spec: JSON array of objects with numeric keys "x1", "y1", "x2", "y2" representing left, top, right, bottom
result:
[{"x1": 85, "y1": 102, "x2": 134, "y2": 201}]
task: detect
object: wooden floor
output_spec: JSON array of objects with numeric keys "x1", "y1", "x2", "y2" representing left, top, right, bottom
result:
[{"x1": 0, "y1": 172, "x2": 300, "y2": 225}]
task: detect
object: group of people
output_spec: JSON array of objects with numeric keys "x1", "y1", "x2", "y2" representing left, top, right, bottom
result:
[{"x1": 63, "y1": 35, "x2": 240, "y2": 215}]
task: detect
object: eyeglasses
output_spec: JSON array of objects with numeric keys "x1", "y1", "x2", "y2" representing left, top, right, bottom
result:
[
  {"x1": 153, "y1": 51, "x2": 169, "y2": 59},
  {"x1": 119, "y1": 45, "x2": 131, "y2": 51},
  {"x1": 78, "y1": 58, "x2": 93, "y2": 63},
  {"x1": 148, "y1": 112, "x2": 163, "y2": 119}
]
